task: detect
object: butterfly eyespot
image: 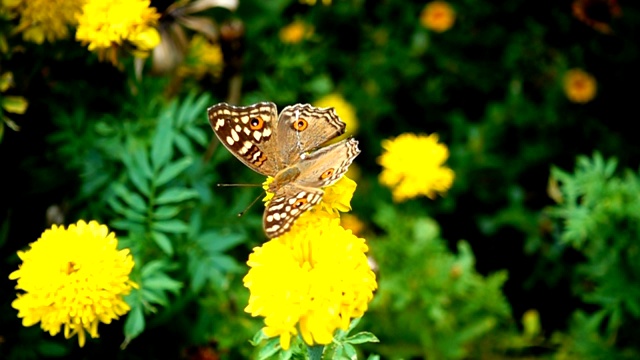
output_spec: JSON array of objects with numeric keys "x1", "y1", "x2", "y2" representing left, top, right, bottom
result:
[
  {"x1": 292, "y1": 119, "x2": 308, "y2": 131},
  {"x1": 320, "y1": 168, "x2": 335, "y2": 180},
  {"x1": 250, "y1": 117, "x2": 264, "y2": 130},
  {"x1": 293, "y1": 198, "x2": 308, "y2": 209}
]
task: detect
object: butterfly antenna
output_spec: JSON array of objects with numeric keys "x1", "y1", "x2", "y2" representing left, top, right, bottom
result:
[
  {"x1": 216, "y1": 183, "x2": 263, "y2": 187},
  {"x1": 237, "y1": 193, "x2": 263, "y2": 217}
]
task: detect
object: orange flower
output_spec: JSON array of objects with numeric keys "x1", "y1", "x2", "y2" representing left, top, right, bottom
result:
[
  {"x1": 572, "y1": 0, "x2": 621, "y2": 34},
  {"x1": 420, "y1": 1, "x2": 456, "y2": 33},
  {"x1": 563, "y1": 69, "x2": 597, "y2": 104},
  {"x1": 280, "y1": 20, "x2": 314, "y2": 44}
]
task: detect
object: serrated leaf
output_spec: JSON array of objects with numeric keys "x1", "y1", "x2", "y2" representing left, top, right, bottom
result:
[
  {"x1": 155, "y1": 157, "x2": 193, "y2": 187},
  {"x1": 256, "y1": 337, "x2": 281, "y2": 360},
  {"x1": 141, "y1": 288, "x2": 169, "y2": 306},
  {"x1": 124, "y1": 304, "x2": 145, "y2": 341},
  {"x1": 143, "y1": 275, "x2": 183, "y2": 293},
  {"x1": 155, "y1": 187, "x2": 198, "y2": 204},
  {"x1": 174, "y1": 133, "x2": 195, "y2": 156},
  {"x1": 190, "y1": 260, "x2": 209, "y2": 293},
  {"x1": 151, "y1": 113, "x2": 174, "y2": 171},
  {"x1": 153, "y1": 205, "x2": 182, "y2": 220},
  {"x1": 209, "y1": 254, "x2": 241, "y2": 272},
  {"x1": 128, "y1": 161, "x2": 151, "y2": 196},
  {"x1": 176, "y1": 93, "x2": 196, "y2": 127},
  {"x1": 110, "y1": 219, "x2": 145, "y2": 233},
  {"x1": 346, "y1": 332, "x2": 380, "y2": 345},
  {"x1": 185, "y1": 126, "x2": 209, "y2": 145},
  {"x1": 132, "y1": 149, "x2": 153, "y2": 180},
  {"x1": 152, "y1": 219, "x2": 189, "y2": 233},
  {"x1": 140, "y1": 259, "x2": 170, "y2": 278},
  {"x1": 151, "y1": 230, "x2": 174, "y2": 255},
  {"x1": 197, "y1": 230, "x2": 245, "y2": 253},
  {"x1": 112, "y1": 183, "x2": 147, "y2": 213}
]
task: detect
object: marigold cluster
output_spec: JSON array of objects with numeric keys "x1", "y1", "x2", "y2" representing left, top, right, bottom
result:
[
  {"x1": 3, "y1": 0, "x2": 85, "y2": 44},
  {"x1": 243, "y1": 215, "x2": 376, "y2": 350},
  {"x1": 251, "y1": 176, "x2": 376, "y2": 350},
  {"x1": 378, "y1": 133, "x2": 455, "y2": 202},
  {"x1": 75, "y1": 0, "x2": 161, "y2": 61},
  {"x1": 10, "y1": 220, "x2": 137, "y2": 347}
]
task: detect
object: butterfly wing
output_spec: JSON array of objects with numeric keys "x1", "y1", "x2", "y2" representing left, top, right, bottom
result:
[
  {"x1": 207, "y1": 102, "x2": 281, "y2": 176},
  {"x1": 295, "y1": 138, "x2": 361, "y2": 188},
  {"x1": 262, "y1": 138, "x2": 360, "y2": 239},
  {"x1": 276, "y1": 103, "x2": 346, "y2": 165},
  {"x1": 263, "y1": 184, "x2": 324, "y2": 238}
]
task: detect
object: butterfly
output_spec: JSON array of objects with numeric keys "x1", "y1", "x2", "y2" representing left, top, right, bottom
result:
[{"x1": 208, "y1": 101, "x2": 360, "y2": 239}]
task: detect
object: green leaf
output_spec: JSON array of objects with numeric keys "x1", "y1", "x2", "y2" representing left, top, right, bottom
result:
[
  {"x1": 154, "y1": 157, "x2": 193, "y2": 187},
  {"x1": 256, "y1": 337, "x2": 281, "y2": 360},
  {"x1": 125, "y1": 151, "x2": 151, "y2": 196},
  {"x1": 124, "y1": 304, "x2": 145, "y2": 342},
  {"x1": 345, "y1": 332, "x2": 380, "y2": 345},
  {"x1": 343, "y1": 344, "x2": 357, "y2": 360},
  {"x1": 184, "y1": 126, "x2": 209, "y2": 146},
  {"x1": 197, "y1": 230, "x2": 245, "y2": 253},
  {"x1": 153, "y1": 205, "x2": 182, "y2": 220},
  {"x1": 112, "y1": 183, "x2": 147, "y2": 213},
  {"x1": 132, "y1": 148, "x2": 153, "y2": 180},
  {"x1": 174, "y1": 133, "x2": 195, "y2": 156},
  {"x1": 151, "y1": 112, "x2": 174, "y2": 171},
  {"x1": 110, "y1": 219, "x2": 145, "y2": 233},
  {"x1": 151, "y1": 230, "x2": 174, "y2": 255},
  {"x1": 143, "y1": 274, "x2": 183, "y2": 293},
  {"x1": 155, "y1": 187, "x2": 198, "y2": 204},
  {"x1": 152, "y1": 219, "x2": 189, "y2": 233},
  {"x1": 209, "y1": 254, "x2": 242, "y2": 272}
]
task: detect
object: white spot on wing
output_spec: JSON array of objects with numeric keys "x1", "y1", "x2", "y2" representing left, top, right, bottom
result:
[
  {"x1": 253, "y1": 131, "x2": 262, "y2": 142},
  {"x1": 231, "y1": 129, "x2": 240, "y2": 142},
  {"x1": 226, "y1": 136, "x2": 234, "y2": 145}
]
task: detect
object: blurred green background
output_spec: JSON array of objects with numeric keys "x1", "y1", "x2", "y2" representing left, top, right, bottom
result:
[{"x1": 2, "y1": 0, "x2": 640, "y2": 359}]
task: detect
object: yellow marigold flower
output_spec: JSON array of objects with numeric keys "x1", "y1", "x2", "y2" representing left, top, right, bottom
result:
[
  {"x1": 420, "y1": 1, "x2": 456, "y2": 33},
  {"x1": 378, "y1": 133, "x2": 454, "y2": 202},
  {"x1": 243, "y1": 216, "x2": 377, "y2": 350},
  {"x1": 75, "y1": 0, "x2": 161, "y2": 60},
  {"x1": 4, "y1": 0, "x2": 85, "y2": 44},
  {"x1": 313, "y1": 93, "x2": 359, "y2": 138},
  {"x1": 9, "y1": 220, "x2": 137, "y2": 347},
  {"x1": 280, "y1": 20, "x2": 314, "y2": 44},
  {"x1": 177, "y1": 34, "x2": 224, "y2": 80},
  {"x1": 563, "y1": 69, "x2": 597, "y2": 104}
]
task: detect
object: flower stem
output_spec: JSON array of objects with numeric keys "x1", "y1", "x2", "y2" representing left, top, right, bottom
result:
[{"x1": 307, "y1": 344, "x2": 324, "y2": 360}]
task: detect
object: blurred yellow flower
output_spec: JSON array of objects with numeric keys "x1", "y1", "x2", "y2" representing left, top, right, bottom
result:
[
  {"x1": 243, "y1": 215, "x2": 377, "y2": 350},
  {"x1": 280, "y1": 20, "x2": 314, "y2": 44},
  {"x1": 563, "y1": 69, "x2": 597, "y2": 104},
  {"x1": 75, "y1": 0, "x2": 161, "y2": 62},
  {"x1": 177, "y1": 34, "x2": 224, "y2": 80},
  {"x1": 420, "y1": 1, "x2": 456, "y2": 33},
  {"x1": 313, "y1": 93, "x2": 359, "y2": 137},
  {"x1": 3, "y1": 0, "x2": 85, "y2": 44},
  {"x1": 9, "y1": 220, "x2": 137, "y2": 347},
  {"x1": 341, "y1": 213, "x2": 365, "y2": 236},
  {"x1": 378, "y1": 133, "x2": 455, "y2": 202},
  {"x1": 299, "y1": 0, "x2": 332, "y2": 5}
]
